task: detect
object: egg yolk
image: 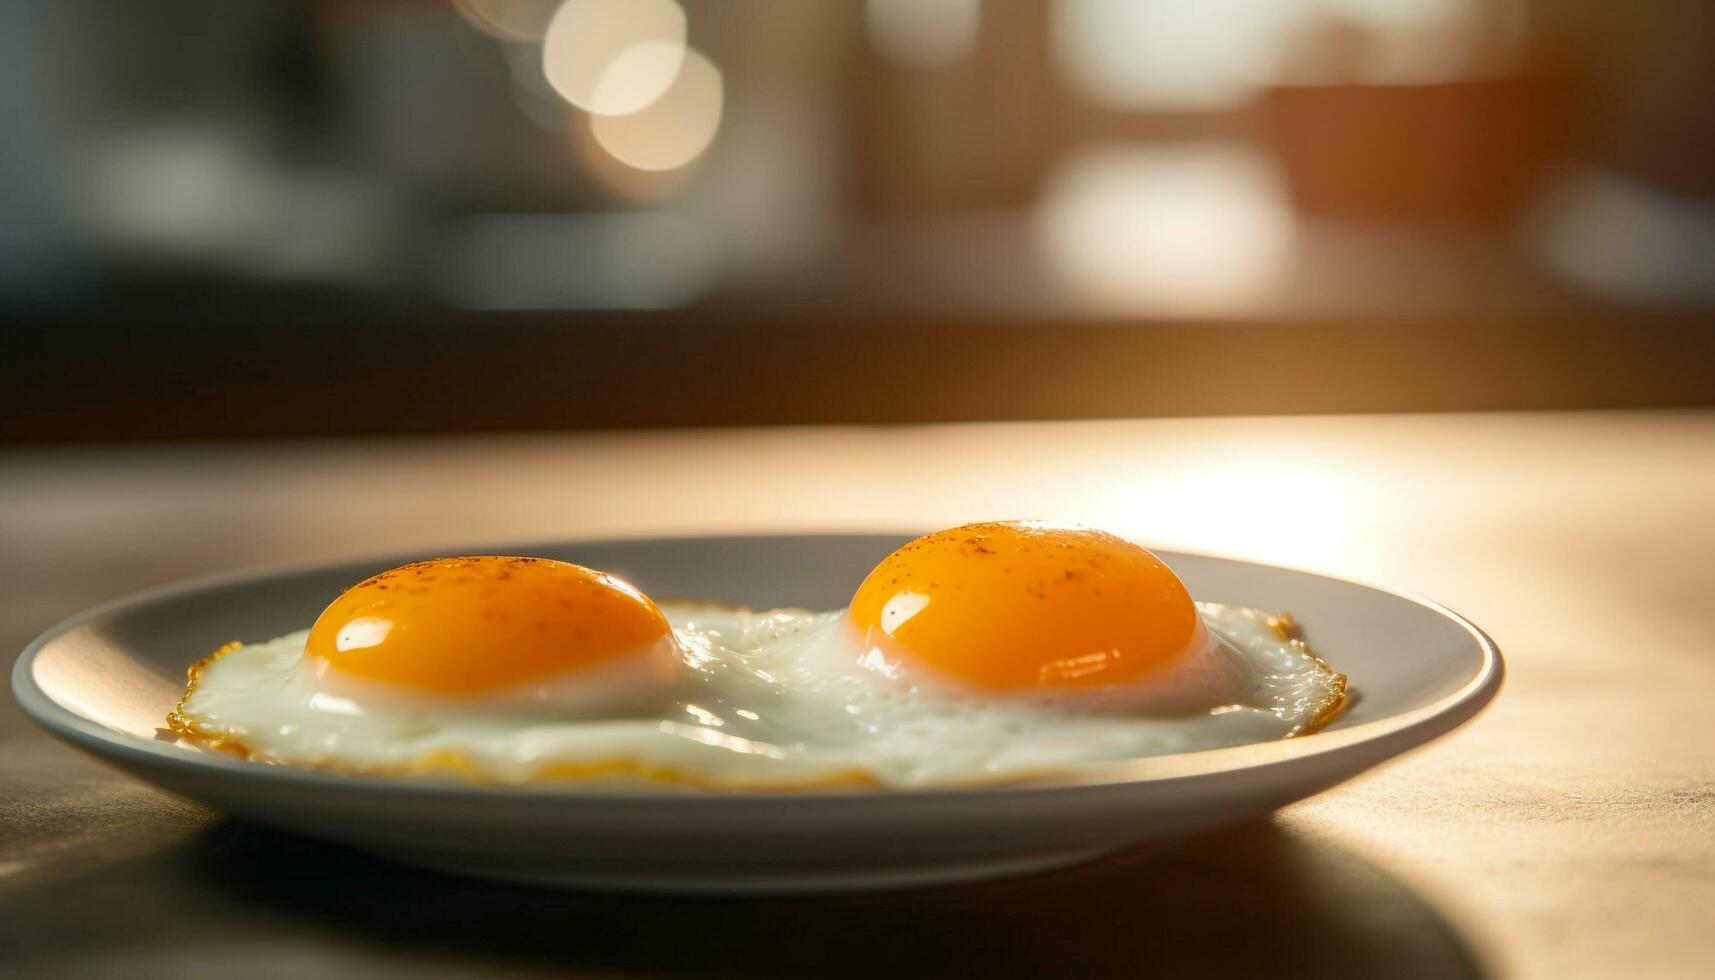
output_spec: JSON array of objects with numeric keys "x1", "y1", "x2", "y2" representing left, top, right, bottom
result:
[
  {"x1": 305, "y1": 556, "x2": 671, "y2": 695},
  {"x1": 846, "y1": 522, "x2": 1204, "y2": 690}
]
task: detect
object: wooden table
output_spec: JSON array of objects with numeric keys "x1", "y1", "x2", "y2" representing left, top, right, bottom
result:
[{"x1": 4, "y1": 411, "x2": 1712, "y2": 978}]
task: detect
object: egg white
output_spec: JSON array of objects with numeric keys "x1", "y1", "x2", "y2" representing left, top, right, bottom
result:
[{"x1": 170, "y1": 602, "x2": 1345, "y2": 789}]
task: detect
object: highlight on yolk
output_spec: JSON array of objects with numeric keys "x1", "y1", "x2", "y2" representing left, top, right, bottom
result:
[
  {"x1": 846, "y1": 522, "x2": 1204, "y2": 690},
  {"x1": 305, "y1": 556, "x2": 671, "y2": 694}
]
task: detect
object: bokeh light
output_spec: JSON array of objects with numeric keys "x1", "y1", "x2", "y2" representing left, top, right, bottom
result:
[
  {"x1": 541, "y1": 0, "x2": 687, "y2": 117},
  {"x1": 590, "y1": 48, "x2": 723, "y2": 172},
  {"x1": 1035, "y1": 144, "x2": 1295, "y2": 314},
  {"x1": 1051, "y1": 0, "x2": 1516, "y2": 109},
  {"x1": 574, "y1": 118, "x2": 694, "y2": 200},
  {"x1": 1052, "y1": 0, "x2": 1299, "y2": 110},
  {"x1": 866, "y1": 0, "x2": 982, "y2": 71}
]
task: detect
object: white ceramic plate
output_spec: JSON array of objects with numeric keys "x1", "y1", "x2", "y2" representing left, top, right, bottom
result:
[{"x1": 12, "y1": 534, "x2": 1500, "y2": 893}]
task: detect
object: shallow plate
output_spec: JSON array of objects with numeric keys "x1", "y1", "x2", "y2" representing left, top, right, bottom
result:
[{"x1": 13, "y1": 534, "x2": 1500, "y2": 892}]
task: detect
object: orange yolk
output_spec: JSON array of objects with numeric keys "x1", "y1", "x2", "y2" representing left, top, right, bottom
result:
[
  {"x1": 846, "y1": 522, "x2": 1204, "y2": 691},
  {"x1": 305, "y1": 556, "x2": 671, "y2": 695}
]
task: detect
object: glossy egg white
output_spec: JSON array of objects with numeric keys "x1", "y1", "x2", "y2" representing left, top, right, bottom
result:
[{"x1": 172, "y1": 600, "x2": 1345, "y2": 789}]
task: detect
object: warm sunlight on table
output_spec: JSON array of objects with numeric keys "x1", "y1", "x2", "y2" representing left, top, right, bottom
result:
[{"x1": 4, "y1": 410, "x2": 1713, "y2": 979}]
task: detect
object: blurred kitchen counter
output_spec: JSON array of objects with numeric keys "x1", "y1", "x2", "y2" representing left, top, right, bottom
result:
[{"x1": 3, "y1": 410, "x2": 1713, "y2": 979}]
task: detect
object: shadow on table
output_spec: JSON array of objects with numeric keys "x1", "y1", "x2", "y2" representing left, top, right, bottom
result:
[{"x1": 3, "y1": 817, "x2": 1489, "y2": 978}]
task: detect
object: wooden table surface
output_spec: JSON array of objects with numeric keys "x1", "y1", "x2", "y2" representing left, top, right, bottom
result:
[{"x1": 4, "y1": 411, "x2": 1713, "y2": 979}]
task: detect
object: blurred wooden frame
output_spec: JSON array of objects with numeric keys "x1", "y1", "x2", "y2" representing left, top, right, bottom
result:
[{"x1": 4, "y1": 308, "x2": 1712, "y2": 443}]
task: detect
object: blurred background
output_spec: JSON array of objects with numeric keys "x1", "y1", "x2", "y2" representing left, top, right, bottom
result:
[
  {"x1": 5, "y1": 10, "x2": 1715, "y2": 973},
  {"x1": 3, "y1": 0, "x2": 1713, "y2": 441}
]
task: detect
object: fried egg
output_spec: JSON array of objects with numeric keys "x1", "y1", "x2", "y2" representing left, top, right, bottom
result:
[{"x1": 169, "y1": 525, "x2": 1347, "y2": 789}]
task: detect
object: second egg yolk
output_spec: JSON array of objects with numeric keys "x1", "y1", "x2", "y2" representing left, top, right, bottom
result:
[{"x1": 846, "y1": 522, "x2": 1204, "y2": 691}]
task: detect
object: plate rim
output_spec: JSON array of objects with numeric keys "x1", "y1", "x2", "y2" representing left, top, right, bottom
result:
[{"x1": 11, "y1": 530, "x2": 1504, "y2": 804}]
